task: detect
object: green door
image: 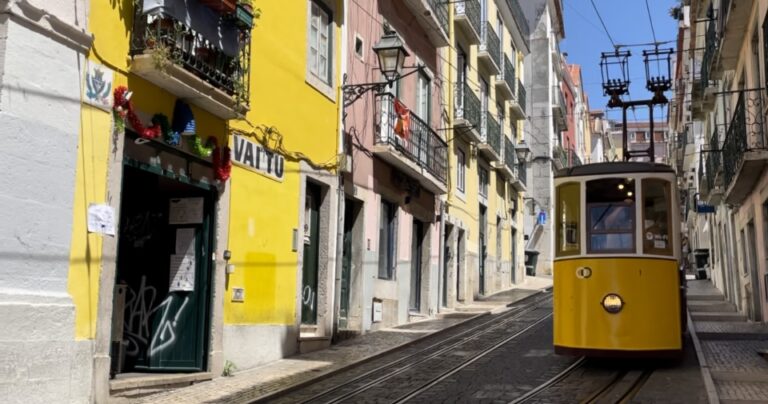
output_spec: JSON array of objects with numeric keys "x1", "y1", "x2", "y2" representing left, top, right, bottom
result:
[
  {"x1": 301, "y1": 183, "x2": 321, "y2": 324},
  {"x1": 115, "y1": 166, "x2": 212, "y2": 372},
  {"x1": 479, "y1": 205, "x2": 486, "y2": 295},
  {"x1": 339, "y1": 200, "x2": 354, "y2": 329}
]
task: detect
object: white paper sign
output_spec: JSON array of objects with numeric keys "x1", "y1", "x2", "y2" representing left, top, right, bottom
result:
[
  {"x1": 87, "y1": 204, "x2": 116, "y2": 236},
  {"x1": 175, "y1": 228, "x2": 195, "y2": 255},
  {"x1": 168, "y1": 198, "x2": 204, "y2": 224},
  {"x1": 169, "y1": 254, "x2": 195, "y2": 292}
]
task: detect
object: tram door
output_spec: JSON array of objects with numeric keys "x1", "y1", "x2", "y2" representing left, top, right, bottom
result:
[{"x1": 479, "y1": 205, "x2": 487, "y2": 295}]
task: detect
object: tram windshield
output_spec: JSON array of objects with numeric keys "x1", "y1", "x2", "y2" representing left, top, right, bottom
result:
[{"x1": 586, "y1": 178, "x2": 636, "y2": 253}]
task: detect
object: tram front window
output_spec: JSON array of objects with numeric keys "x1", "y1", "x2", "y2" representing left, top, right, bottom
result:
[
  {"x1": 586, "y1": 178, "x2": 636, "y2": 253},
  {"x1": 642, "y1": 179, "x2": 673, "y2": 256}
]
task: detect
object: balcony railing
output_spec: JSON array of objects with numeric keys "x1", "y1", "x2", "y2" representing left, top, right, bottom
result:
[
  {"x1": 701, "y1": 15, "x2": 717, "y2": 89},
  {"x1": 479, "y1": 21, "x2": 501, "y2": 72},
  {"x1": 503, "y1": 56, "x2": 516, "y2": 91},
  {"x1": 504, "y1": 136, "x2": 516, "y2": 172},
  {"x1": 517, "y1": 159, "x2": 527, "y2": 187},
  {"x1": 483, "y1": 111, "x2": 502, "y2": 158},
  {"x1": 722, "y1": 91, "x2": 766, "y2": 187},
  {"x1": 455, "y1": 82, "x2": 482, "y2": 131},
  {"x1": 130, "y1": 3, "x2": 251, "y2": 108},
  {"x1": 507, "y1": 0, "x2": 530, "y2": 44},
  {"x1": 454, "y1": 0, "x2": 482, "y2": 42},
  {"x1": 518, "y1": 79, "x2": 526, "y2": 113},
  {"x1": 376, "y1": 94, "x2": 448, "y2": 184},
  {"x1": 428, "y1": 0, "x2": 449, "y2": 38},
  {"x1": 705, "y1": 126, "x2": 721, "y2": 191}
]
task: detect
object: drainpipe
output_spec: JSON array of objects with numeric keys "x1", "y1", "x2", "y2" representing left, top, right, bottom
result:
[{"x1": 331, "y1": 0, "x2": 349, "y2": 342}]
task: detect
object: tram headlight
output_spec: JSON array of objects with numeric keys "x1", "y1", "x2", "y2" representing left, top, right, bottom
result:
[{"x1": 601, "y1": 293, "x2": 624, "y2": 314}]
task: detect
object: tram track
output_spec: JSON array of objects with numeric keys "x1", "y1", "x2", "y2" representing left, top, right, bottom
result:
[
  {"x1": 267, "y1": 291, "x2": 554, "y2": 404},
  {"x1": 509, "y1": 358, "x2": 655, "y2": 404}
]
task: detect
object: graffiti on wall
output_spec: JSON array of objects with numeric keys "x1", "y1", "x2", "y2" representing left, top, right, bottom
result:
[{"x1": 122, "y1": 276, "x2": 189, "y2": 357}]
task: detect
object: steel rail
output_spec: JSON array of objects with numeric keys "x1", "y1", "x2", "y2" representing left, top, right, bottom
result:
[
  {"x1": 507, "y1": 357, "x2": 587, "y2": 404},
  {"x1": 393, "y1": 312, "x2": 554, "y2": 403},
  {"x1": 296, "y1": 292, "x2": 553, "y2": 404}
]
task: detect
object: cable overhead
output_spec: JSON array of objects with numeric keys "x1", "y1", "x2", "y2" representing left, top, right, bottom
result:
[
  {"x1": 589, "y1": 0, "x2": 616, "y2": 49},
  {"x1": 644, "y1": 0, "x2": 658, "y2": 45}
]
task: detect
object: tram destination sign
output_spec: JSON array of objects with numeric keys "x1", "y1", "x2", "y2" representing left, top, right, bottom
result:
[{"x1": 233, "y1": 134, "x2": 285, "y2": 182}]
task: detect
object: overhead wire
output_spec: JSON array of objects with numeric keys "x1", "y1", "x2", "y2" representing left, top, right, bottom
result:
[{"x1": 588, "y1": 0, "x2": 617, "y2": 49}]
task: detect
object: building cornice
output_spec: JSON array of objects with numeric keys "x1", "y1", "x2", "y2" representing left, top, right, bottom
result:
[{"x1": 0, "y1": 0, "x2": 93, "y2": 53}]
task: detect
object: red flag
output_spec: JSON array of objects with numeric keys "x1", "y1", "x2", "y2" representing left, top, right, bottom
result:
[{"x1": 393, "y1": 98, "x2": 411, "y2": 140}]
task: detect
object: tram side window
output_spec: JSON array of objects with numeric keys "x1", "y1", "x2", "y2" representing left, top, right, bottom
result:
[
  {"x1": 586, "y1": 178, "x2": 636, "y2": 253},
  {"x1": 556, "y1": 182, "x2": 580, "y2": 257},
  {"x1": 642, "y1": 179, "x2": 673, "y2": 256}
]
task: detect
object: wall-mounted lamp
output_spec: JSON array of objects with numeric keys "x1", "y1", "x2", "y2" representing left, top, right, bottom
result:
[
  {"x1": 515, "y1": 141, "x2": 531, "y2": 162},
  {"x1": 223, "y1": 249, "x2": 235, "y2": 274}
]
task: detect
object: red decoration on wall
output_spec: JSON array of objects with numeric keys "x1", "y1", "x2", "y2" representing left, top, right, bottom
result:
[
  {"x1": 113, "y1": 85, "x2": 161, "y2": 140},
  {"x1": 209, "y1": 137, "x2": 232, "y2": 182}
]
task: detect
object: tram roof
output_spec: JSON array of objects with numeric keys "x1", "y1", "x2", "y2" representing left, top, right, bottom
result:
[{"x1": 554, "y1": 162, "x2": 675, "y2": 178}]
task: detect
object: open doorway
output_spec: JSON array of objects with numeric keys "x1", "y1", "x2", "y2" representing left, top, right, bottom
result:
[{"x1": 110, "y1": 164, "x2": 215, "y2": 374}]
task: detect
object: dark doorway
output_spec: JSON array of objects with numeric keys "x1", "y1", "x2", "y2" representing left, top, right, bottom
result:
[
  {"x1": 111, "y1": 164, "x2": 214, "y2": 373},
  {"x1": 511, "y1": 227, "x2": 517, "y2": 284},
  {"x1": 339, "y1": 199, "x2": 358, "y2": 329},
  {"x1": 442, "y1": 224, "x2": 453, "y2": 307},
  {"x1": 479, "y1": 205, "x2": 487, "y2": 295},
  {"x1": 302, "y1": 183, "x2": 322, "y2": 325},
  {"x1": 410, "y1": 220, "x2": 424, "y2": 312},
  {"x1": 457, "y1": 229, "x2": 465, "y2": 301}
]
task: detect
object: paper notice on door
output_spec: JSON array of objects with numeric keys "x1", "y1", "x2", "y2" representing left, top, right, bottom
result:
[
  {"x1": 87, "y1": 204, "x2": 116, "y2": 236},
  {"x1": 168, "y1": 197, "x2": 204, "y2": 224},
  {"x1": 169, "y1": 254, "x2": 195, "y2": 292},
  {"x1": 175, "y1": 228, "x2": 195, "y2": 256}
]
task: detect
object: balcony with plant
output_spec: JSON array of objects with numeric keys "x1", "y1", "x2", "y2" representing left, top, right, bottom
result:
[{"x1": 129, "y1": 0, "x2": 255, "y2": 119}]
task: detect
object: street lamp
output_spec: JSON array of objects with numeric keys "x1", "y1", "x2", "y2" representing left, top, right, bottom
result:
[
  {"x1": 342, "y1": 28, "x2": 419, "y2": 108},
  {"x1": 372, "y1": 30, "x2": 409, "y2": 83},
  {"x1": 514, "y1": 141, "x2": 531, "y2": 162}
]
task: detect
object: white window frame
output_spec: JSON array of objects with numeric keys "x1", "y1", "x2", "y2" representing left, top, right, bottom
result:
[{"x1": 306, "y1": 0, "x2": 336, "y2": 100}]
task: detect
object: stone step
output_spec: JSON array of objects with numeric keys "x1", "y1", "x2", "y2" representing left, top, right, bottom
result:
[
  {"x1": 691, "y1": 312, "x2": 747, "y2": 322},
  {"x1": 686, "y1": 293, "x2": 725, "y2": 301},
  {"x1": 688, "y1": 301, "x2": 737, "y2": 312}
]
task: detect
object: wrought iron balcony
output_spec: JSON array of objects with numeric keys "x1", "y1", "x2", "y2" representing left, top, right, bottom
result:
[
  {"x1": 402, "y1": 0, "x2": 449, "y2": 46},
  {"x1": 516, "y1": 159, "x2": 527, "y2": 189},
  {"x1": 494, "y1": 135, "x2": 516, "y2": 181},
  {"x1": 375, "y1": 93, "x2": 448, "y2": 194},
  {"x1": 510, "y1": 78, "x2": 526, "y2": 119},
  {"x1": 478, "y1": 21, "x2": 501, "y2": 75},
  {"x1": 698, "y1": 151, "x2": 710, "y2": 200},
  {"x1": 478, "y1": 111, "x2": 502, "y2": 161},
  {"x1": 454, "y1": 82, "x2": 483, "y2": 143},
  {"x1": 553, "y1": 144, "x2": 568, "y2": 170},
  {"x1": 552, "y1": 85, "x2": 567, "y2": 131},
  {"x1": 495, "y1": 55, "x2": 515, "y2": 101},
  {"x1": 454, "y1": 0, "x2": 482, "y2": 45},
  {"x1": 704, "y1": 126, "x2": 723, "y2": 200},
  {"x1": 130, "y1": 2, "x2": 251, "y2": 119},
  {"x1": 507, "y1": 0, "x2": 530, "y2": 47},
  {"x1": 722, "y1": 90, "x2": 768, "y2": 204},
  {"x1": 700, "y1": 16, "x2": 717, "y2": 90}
]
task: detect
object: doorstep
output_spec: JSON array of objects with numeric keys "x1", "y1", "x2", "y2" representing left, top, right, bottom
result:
[{"x1": 110, "y1": 372, "x2": 213, "y2": 393}]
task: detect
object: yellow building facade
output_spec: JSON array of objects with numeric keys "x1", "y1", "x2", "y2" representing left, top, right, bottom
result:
[
  {"x1": 66, "y1": 0, "x2": 342, "y2": 400},
  {"x1": 444, "y1": 0, "x2": 530, "y2": 305}
]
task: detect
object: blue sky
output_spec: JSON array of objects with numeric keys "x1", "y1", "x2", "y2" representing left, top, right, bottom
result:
[{"x1": 561, "y1": 0, "x2": 679, "y2": 121}]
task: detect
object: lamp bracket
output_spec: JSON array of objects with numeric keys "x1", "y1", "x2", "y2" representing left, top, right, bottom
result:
[{"x1": 341, "y1": 65, "x2": 425, "y2": 108}]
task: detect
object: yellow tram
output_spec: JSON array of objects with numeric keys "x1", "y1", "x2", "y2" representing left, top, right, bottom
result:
[{"x1": 553, "y1": 162, "x2": 685, "y2": 356}]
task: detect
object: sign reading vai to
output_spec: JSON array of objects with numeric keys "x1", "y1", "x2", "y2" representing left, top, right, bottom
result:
[{"x1": 232, "y1": 134, "x2": 285, "y2": 181}]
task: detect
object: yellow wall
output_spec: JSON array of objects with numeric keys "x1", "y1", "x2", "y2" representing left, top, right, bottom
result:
[
  {"x1": 68, "y1": 0, "x2": 227, "y2": 339},
  {"x1": 225, "y1": 0, "x2": 341, "y2": 325}
]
